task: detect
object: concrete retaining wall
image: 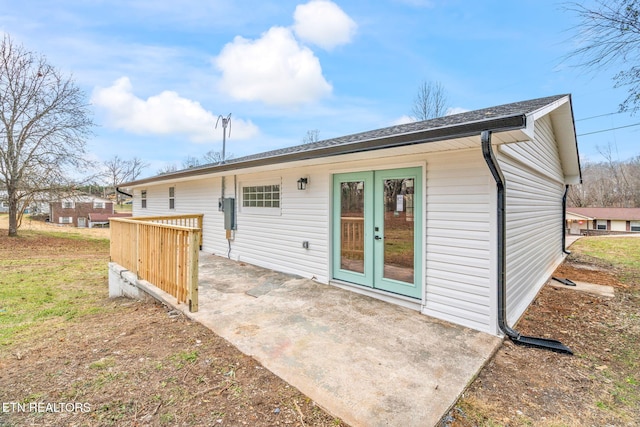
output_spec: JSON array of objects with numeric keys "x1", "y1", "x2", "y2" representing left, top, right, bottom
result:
[{"x1": 108, "y1": 262, "x2": 167, "y2": 305}]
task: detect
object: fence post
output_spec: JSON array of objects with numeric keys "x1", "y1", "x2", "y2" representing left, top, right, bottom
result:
[
  {"x1": 188, "y1": 229, "x2": 200, "y2": 312},
  {"x1": 135, "y1": 221, "x2": 140, "y2": 277}
]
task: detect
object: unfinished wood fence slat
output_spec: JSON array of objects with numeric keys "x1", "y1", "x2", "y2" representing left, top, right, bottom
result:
[{"x1": 110, "y1": 214, "x2": 203, "y2": 312}]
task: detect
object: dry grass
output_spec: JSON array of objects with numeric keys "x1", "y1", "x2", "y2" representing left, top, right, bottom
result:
[{"x1": 0, "y1": 217, "x2": 346, "y2": 426}]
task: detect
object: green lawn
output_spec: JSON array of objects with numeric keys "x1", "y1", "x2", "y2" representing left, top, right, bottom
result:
[
  {"x1": 0, "y1": 230, "x2": 110, "y2": 347},
  {"x1": 572, "y1": 236, "x2": 640, "y2": 270}
]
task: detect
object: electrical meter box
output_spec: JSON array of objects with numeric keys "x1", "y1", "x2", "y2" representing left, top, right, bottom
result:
[{"x1": 223, "y1": 198, "x2": 235, "y2": 230}]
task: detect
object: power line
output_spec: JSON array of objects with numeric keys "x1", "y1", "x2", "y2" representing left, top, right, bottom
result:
[
  {"x1": 577, "y1": 122, "x2": 640, "y2": 137},
  {"x1": 575, "y1": 111, "x2": 626, "y2": 122}
]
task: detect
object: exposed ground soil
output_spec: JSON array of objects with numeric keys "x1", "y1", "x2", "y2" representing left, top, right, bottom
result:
[
  {"x1": 0, "y1": 220, "x2": 346, "y2": 427},
  {"x1": 1, "y1": 217, "x2": 639, "y2": 426},
  {"x1": 444, "y1": 251, "x2": 640, "y2": 427}
]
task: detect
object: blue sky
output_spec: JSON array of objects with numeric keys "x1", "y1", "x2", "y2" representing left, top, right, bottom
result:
[{"x1": 1, "y1": 0, "x2": 638, "y2": 179}]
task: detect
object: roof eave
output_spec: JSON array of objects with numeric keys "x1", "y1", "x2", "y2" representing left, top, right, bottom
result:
[{"x1": 121, "y1": 113, "x2": 527, "y2": 188}]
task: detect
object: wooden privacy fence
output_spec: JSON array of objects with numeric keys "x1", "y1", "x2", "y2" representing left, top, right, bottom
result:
[
  {"x1": 341, "y1": 216, "x2": 364, "y2": 258},
  {"x1": 110, "y1": 214, "x2": 203, "y2": 312}
]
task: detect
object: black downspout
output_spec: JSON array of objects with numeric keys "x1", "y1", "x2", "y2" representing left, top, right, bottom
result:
[
  {"x1": 562, "y1": 185, "x2": 571, "y2": 255},
  {"x1": 116, "y1": 186, "x2": 133, "y2": 198},
  {"x1": 481, "y1": 131, "x2": 572, "y2": 354}
]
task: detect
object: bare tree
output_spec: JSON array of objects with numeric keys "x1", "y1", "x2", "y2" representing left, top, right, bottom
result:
[
  {"x1": 567, "y1": 153, "x2": 640, "y2": 208},
  {"x1": 128, "y1": 157, "x2": 148, "y2": 181},
  {"x1": 302, "y1": 129, "x2": 320, "y2": 144},
  {"x1": 156, "y1": 151, "x2": 232, "y2": 176},
  {"x1": 0, "y1": 35, "x2": 94, "y2": 236},
  {"x1": 564, "y1": 1, "x2": 640, "y2": 112},
  {"x1": 182, "y1": 156, "x2": 201, "y2": 169},
  {"x1": 203, "y1": 150, "x2": 233, "y2": 165},
  {"x1": 411, "y1": 81, "x2": 449, "y2": 121},
  {"x1": 103, "y1": 155, "x2": 149, "y2": 204},
  {"x1": 103, "y1": 155, "x2": 129, "y2": 203},
  {"x1": 157, "y1": 163, "x2": 178, "y2": 175},
  {"x1": 598, "y1": 142, "x2": 634, "y2": 206}
]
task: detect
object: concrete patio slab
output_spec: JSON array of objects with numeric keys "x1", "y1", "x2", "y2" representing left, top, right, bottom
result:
[
  {"x1": 170, "y1": 254, "x2": 502, "y2": 427},
  {"x1": 549, "y1": 280, "x2": 615, "y2": 298}
]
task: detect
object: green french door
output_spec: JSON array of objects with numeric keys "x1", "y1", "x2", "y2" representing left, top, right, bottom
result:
[{"x1": 332, "y1": 167, "x2": 422, "y2": 299}]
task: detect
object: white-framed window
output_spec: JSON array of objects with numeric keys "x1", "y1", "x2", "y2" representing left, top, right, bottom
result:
[
  {"x1": 242, "y1": 184, "x2": 280, "y2": 208},
  {"x1": 1, "y1": 201, "x2": 8, "y2": 208},
  {"x1": 169, "y1": 187, "x2": 175, "y2": 209},
  {"x1": 596, "y1": 220, "x2": 607, "y2": 230},
  {"x1": 93, "y1": 201, "x2": 105, "y2": 209},
  {"x1": 631, "y1": 221, "x2": 640, "y2": 232},
  {"x1": 59, "y1": 216, "x2": 73, "y2": 224},
  {"x1": 62, "y1": 201, "x2": 75, "y2": 209},
  {"x1": 141, "y1": 190, "x2": 147, "y2": 209}
]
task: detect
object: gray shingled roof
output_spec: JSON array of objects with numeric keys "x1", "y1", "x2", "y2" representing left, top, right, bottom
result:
[
  {"x1": 229, "y1": 94, "x2": 567, "y2": 163},
  {"x1": 122, "y1": 94, "x2": 569, "y2": 187}
]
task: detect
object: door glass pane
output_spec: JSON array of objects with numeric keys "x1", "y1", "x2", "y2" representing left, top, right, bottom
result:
[
  {"x1": 340, "y1": 181, "x2": 365, "y2": 273},
  {"x1": 383, "y1": 178, "x2": 414, "y2": 283}
]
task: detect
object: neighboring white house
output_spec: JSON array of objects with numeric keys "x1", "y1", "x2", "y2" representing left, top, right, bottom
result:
[
  {"x1": 566, "y1": 207, "x2": 640, "y2": 235},
  {"x1": 0, "y1": 190, "x2": 49, "y2": 215},
  {"x1": 117, "y1": 94, "x2": 581, "y2": 337}
]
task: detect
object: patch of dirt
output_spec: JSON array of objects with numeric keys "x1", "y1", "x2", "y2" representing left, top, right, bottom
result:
[
  {"x1": 444, "y1": 256, "x2": 640, "y2": 427},
  {"x1": 0, "y1": 222, "x2": 346, "y2": 427},
  {"x1": 15, "y1": 214, "x2": 110, "y2": 239},
  {"x1": 0, "y1": 300, "x2": 345, "y2": 427}
]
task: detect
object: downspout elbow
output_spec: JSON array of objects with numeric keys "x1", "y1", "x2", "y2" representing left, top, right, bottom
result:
[{"x1": 116, "y1": 186, "x2": 133, "y2": 198}]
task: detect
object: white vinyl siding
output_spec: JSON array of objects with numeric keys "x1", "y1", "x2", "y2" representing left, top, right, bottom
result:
[
  {"x1": 133, "y1": 179, "x2": 222, "y2": 257},
  {"x1": 423, "y1": 149, "x2": 494, "y2": 334},
  {"x1": 498, "y1": 114, "x2": 566, "y2": 326},
  {"x1": 232, "y1": 168, "x2": 330, "y2": 282}
]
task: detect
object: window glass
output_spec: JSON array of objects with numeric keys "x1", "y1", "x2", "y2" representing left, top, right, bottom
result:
[{"x1": 242, "y1": 184, "x2": 280, "y2": 208}]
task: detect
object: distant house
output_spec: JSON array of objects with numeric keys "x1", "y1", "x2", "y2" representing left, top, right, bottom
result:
[
  {"x1": 0, "y1": 190, "x2": 49, "y2": 215},
  {"x1": 88, "y1": 212, "x2": 132, "y2": 228},
  {"x1": 566, "y1": 207, "x2": 640, "y2": 235},
  {"x1": 49, "y1": 195, "x2": 114, "y2": 228}
]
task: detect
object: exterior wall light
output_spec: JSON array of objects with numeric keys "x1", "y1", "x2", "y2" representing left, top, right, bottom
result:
[{"x1": 297, "y1": 177, "x2": 308, "y2": 191}]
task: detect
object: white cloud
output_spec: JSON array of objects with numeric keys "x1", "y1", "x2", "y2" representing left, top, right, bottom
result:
[
  {"x1": 214, "y1": 26, "x2": 332, "y2": 107},
  {"x1": 391, "y1": 115, "x2": 416, "y2": 126},
  {"x1": 292, "y1": 0, "x2": 357, "y2": 50},
  {"x1": 446, "y1": 107, "x2": 470, "y2": 116},
  {"x1": 91, "y1": 77, "x2": 259, "y2": 142}
]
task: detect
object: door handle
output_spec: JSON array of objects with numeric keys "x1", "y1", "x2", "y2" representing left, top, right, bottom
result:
[{"x1": 374, "y1": 235, "x2": 382, "y2": 240}]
